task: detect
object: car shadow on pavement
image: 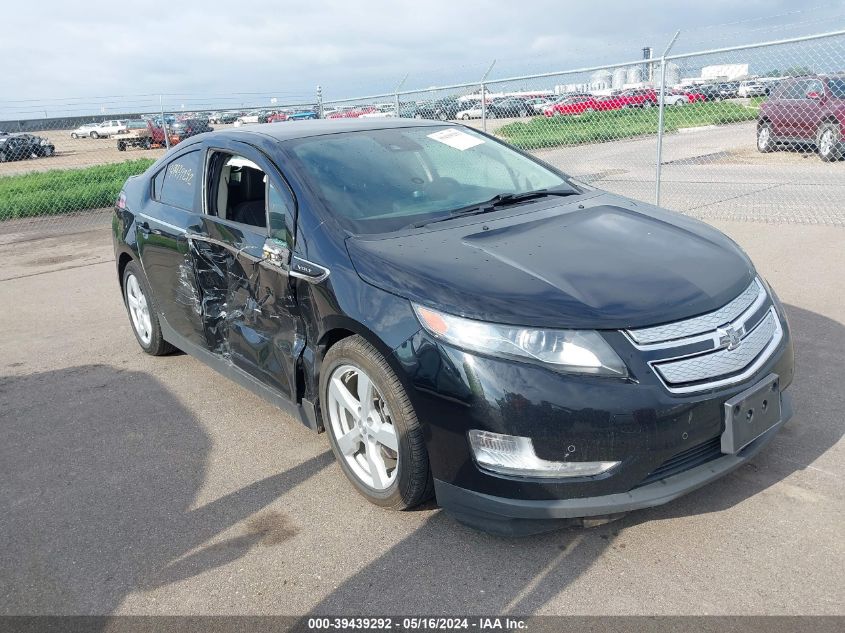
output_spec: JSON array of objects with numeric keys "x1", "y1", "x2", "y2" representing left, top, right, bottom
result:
[
  {"x1": 0, "y1": 363, "x2": 332, "y2": 615},
  {"x1": 299, "y1": 303, "x2": 843, "y2": 617}
]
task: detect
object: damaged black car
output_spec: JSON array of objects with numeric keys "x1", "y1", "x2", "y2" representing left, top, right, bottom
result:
[{"x1": 113, "y1": 119, "x2": 794, "y2": 535}]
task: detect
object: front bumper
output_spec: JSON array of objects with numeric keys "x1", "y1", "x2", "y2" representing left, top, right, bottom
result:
[
  {"x1": 434, "y1": 391, "x2": 791, "y2": 535},
  {"x1": 393, "y1": 308, "x2": 795, "y2": 535}
]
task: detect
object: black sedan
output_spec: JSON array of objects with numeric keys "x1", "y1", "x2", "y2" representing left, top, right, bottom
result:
[
  {"x1": 0, "y1": 134, "x2": 55, "y2": 162},
  {"x1": 486, "y1": 96, "x2": 536, "y2": 118},
  {"x1": 169, "y1": 118, "x2": 213, "y2": 141},
  {"x1": 112, "y1": 119, "x2": 794, "y2": 535}
]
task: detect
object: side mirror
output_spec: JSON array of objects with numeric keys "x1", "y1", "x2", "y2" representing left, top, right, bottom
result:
[
  {"x1": 807, "y1": 91, "x2": 823, "y2": 100},
  {"x1": 262, "y1": 237, "x2": 291, "y2": 269}
]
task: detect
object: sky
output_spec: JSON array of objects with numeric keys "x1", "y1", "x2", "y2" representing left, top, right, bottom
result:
[{"x1": 2, "y1": 0, "x2": 845, "y2": 118}]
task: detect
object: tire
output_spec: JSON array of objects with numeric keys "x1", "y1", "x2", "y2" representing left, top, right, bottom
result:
[
  {"x1": 122, "y1": 261, "x2": 173, "y2": 356},
  {"x1": 461, "y1": 113, "x2": 469, "y2": 120},
  {"x1": 437, "y1": 111, "x2": 448, "y2": 121},
  {"x1": 0, "y1": 152, "x2": 6, "y2": 163},
  {"x1": 518, "y1": 109, "x2": 527, "y2": 117},
  {"x1": 714, "y1": 96, "x2": 723, "y2": 103},
  {"x1": 117, "y1": 141, "x2": 126, "y2": 152},
  {"x1": 673, "y1": 99, "x2": 686, "y2": 107},
  {"x1": 71, "y1": 133, "x2": 79, "y2": 139},
  {"x1": 90, "y1": 131, "x2": 99, "y2": 139},
  {"x1": 143, "y1": 137, "x2": 152, "y2": 150},
  {"x1": 643, "y1": 100, "x2": 653, "y2": 109},
  {"x1": 757, "y1": 121, "x2": 775, "y2": 153},
  {"x1": 488, "y1": 111, "x2": 497, "y2": 119},
  {"x1": 42, "y1": 146, "x2": 53, "y2": 157},
  {"x1": 320, "y1": 335, "x2": 433, "y2": 510},
  {"x1": 816, "y1": 122, "x2": 842, "y2": 161}
]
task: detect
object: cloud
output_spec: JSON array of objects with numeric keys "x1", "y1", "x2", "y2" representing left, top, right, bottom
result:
[{"x1": 1, "y1": 0, "x2": 840, "y2": 117}]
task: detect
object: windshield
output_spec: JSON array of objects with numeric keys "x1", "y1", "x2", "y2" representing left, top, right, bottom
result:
[
  {"x1": 829, "y1": 78, "x2": 845, "y2": 98},
  {"x1": 287, "y1": 125, "x2": 574, "y2": 234}
]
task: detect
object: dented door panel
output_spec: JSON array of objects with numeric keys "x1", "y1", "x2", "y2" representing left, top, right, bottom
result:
[{"x1": 187, "y1": 218, "x2": 304, "y2": 402}]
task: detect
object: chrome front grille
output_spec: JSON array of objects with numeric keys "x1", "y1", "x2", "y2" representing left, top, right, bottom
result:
[
  {"x1": 626, "y1": 278, "x2": 783, "y2": 394},
  {"x1": 627, "y1": 279, "x2": 763, "y2": 346}
]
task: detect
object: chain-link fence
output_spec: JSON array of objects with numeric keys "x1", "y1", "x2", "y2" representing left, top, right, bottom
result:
[{"x1": 3, "y1": 29, "x2": 845, "y2": 238}]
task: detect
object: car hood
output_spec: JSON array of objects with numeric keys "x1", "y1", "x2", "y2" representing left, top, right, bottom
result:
[{"x1": 345, "y1": 193, "x2": 756, "y2": 329}]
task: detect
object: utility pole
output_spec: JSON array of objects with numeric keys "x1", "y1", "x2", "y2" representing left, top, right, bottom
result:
[{"x1": 655, "y1": 31, "x2": 680, "y2": 205}]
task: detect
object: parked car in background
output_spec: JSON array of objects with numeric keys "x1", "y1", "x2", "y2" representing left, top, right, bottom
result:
[
  {"x1": 169, "y1": 118, "x2": 213, "y2": 141},
  {"x1": 114, "y1": 120, "x2": 170, "y2": 151},
  {"x1": 234, "y1": 111, "x2": 264, "y2": 126},
  {"x1": 526, "y1": 97, "x2": 552, "y2": 113},
  {"x1": 415, "y1": 98, "x2": 462, "y2": 121},
  {"x1": 456, "y1": 101, "x2": 484, "y2": 120},
  {"x1": 615, "y1": 89, "x2": 658, "y2": 109},
  {"x1": 91, "y1": 120, "x2": 128, "y2": 138},
  {"x1": 738, "y1": 81, "x2": 768, "y2": 98},
  {"x1": 71, "y1": 122, "x2": 104, "y2": 139},
  {"x1": 543, "y1": 95, "x2": 614, "y2": 116},
  {"x1": 288, "y1": 110, "x2": 319, "y2": 121},
  {"x1": 113, "y1": 119, "x2": 794, "y2": 535},
  {"x1": 266, "y1": 112, "x2": 289, "y2": 123},
  {"x1": 757, "y1": 74, "x2": 845, "y2": 161},
  {"x1": 716, "y1": 82, "x2": 741, "y2": 99},
  {"x1": 0, "y1": 134, "x2": 55, "y2": 161},
  {"x1": 210, "y1": 111, "x2": 241, "y2": 124},
  {"x1": 327, "y1": 106, "x2": 377, "y2": 119},
  {"x1": 359, "y1": 104, "x2": 397, "y2": 119},
  {"x1": 486, "y1": 97, "x2": 536, "y2": 118}
]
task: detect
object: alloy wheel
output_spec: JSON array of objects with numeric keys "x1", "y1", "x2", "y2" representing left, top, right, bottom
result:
[
  {"x1": 125, "y1": 273, "x2": 152, "y2": 346},
  {"x1": 757, "y1": 126, "x2": 771, "y2": 151},
  {"x1": 326, "y1": 364, "x2": 399, "y2": 491},
  {"x1": 819, "y1": 129, "x2": 834, "y2": 156}
]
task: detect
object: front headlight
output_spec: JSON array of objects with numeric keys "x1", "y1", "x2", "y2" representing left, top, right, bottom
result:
[{"x1": 412, "y1": 304, "x2": 627, "y2": 377}]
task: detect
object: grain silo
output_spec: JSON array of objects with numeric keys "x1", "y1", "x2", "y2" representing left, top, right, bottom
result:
[
  {"x1": 626, "y1": 65, "x2": 642, "y2": 85},
  {"x1": 590, "y1": 70, "x2": 612, "y2": 91},
  {"x1": 665, "y1": 62, "x2": 681, "y2": 87},
  {"x1": 612, "y1": 67, "x2": 628, "y2": 89}
]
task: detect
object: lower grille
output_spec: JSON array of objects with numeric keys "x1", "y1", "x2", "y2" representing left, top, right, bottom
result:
[{"x1": 638, "y1": 437, "x2": 723, "y2": 487}]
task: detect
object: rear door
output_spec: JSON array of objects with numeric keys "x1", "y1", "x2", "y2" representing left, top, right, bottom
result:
[
  {"x1": 136, "y1": 146, "x2": 209, "y2": 347},
  {"x1": 793, "y1": 78, "x2": 826, "y2": 140},
  {"x1": 188, "y1": 140, "x2": 303, "y2": 400}
]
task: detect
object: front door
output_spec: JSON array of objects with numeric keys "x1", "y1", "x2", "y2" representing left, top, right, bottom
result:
[{"x1": 188, "y1": 141, "x2": 303, "y2": 401}]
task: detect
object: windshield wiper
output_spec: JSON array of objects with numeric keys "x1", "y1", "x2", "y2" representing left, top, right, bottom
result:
[{"x1": 414, "y1": 188, "x2": 578, "y2": 228}]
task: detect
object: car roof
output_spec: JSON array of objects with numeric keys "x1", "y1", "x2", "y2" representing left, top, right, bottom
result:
[{"x1": 211, "y1": 118, "x2": 448, "y2": 142}]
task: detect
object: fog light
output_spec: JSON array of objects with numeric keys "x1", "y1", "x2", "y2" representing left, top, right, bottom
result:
[{"x1": 468, "y1": 430, "x2": 619, "y2": 478}]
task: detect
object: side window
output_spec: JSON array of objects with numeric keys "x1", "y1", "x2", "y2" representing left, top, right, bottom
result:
[
  {"x1": 268, "y1": 181, "x2": 295, "y2": 246},
  {"x1": 806, "y1": 80, "x2": 824, "y2": 97},
  {"x1": 206, "y1": 152, "x2": 267, "y2": 229},
  {"x1": 157, "y1": 150, "x2": 201, "y2": 211}
]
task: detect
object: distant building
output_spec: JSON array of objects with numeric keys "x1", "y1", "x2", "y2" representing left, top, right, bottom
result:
[{"x1": 701, "y1": 64, "x2": 750, "y2": 81}]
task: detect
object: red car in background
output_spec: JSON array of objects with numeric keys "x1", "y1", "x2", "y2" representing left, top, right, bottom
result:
[
  {"x1": 614, "y1": 89, "x2": 659, "y2": 108},
  {"x1": 326, "y1": 106, "x2": 377, "y2": 119},
  {"x1": 266, "y1": 112, "x2": 289, "y2": 123},
  {"x1": 544, "y1": 96, "x2": 603, "y2": 116}
]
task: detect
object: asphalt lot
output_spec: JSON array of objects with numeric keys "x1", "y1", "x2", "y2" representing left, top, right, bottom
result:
[{"x1": 0, "y1": 215, "x2": 843, "y2": 616}]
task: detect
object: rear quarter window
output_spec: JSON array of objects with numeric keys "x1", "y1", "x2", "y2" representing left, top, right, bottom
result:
[{"x1": 155, "y1": 150, "x2": 201, "y2": 211}]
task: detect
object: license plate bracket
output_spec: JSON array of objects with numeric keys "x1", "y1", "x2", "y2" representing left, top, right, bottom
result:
[{"x1": 722, "y1": 373, "x2": 782, "y2": 454}]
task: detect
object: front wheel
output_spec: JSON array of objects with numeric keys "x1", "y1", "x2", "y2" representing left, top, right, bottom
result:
[
  {"x1": 757, "y1": 121, "x2": 775, "y2": 153},
  {"x1": 122, "y1": 261, "x2": 173, "y2": 356},
  {"x1": 71, "y1": 133, "x2": 79, "y2": 139},
  {"x1": 117, "y1": 141, "x2": 126, "y2": 151},
  {"x1": 817, "y1": 122, "x2": 842, "y2": 162},
  {"x1": 320, "y1": 336, "x2": 433, "y2": 509},
  {"x1": 90, "y1": 131, "x2": 99, "y2": 139}
]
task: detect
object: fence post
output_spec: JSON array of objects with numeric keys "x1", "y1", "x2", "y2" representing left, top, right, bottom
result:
[
  {"x1": 480, "y1": 60, "x2": 496, "y2": 132},
  {"x1": 159, "y1": 95, "x2": 170, "y2": 150},
  {"x1": 393, "y1": 73, "x2": 408, "y2": 118},
  {"x1": 655, "y1": 31, "x2": 679, "y2": 206},
  {"x1": 316, "y1": 85, "x2": 323, "y2": 119}
]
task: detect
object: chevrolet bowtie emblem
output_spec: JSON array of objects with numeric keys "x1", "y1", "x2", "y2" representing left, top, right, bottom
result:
[{"x1": 717, "y1": 326, "x2": 742, "y2": 351}]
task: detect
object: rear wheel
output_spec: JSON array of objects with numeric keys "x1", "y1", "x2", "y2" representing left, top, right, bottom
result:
[
  {"x1": 122, "y1": 261, "x2": 173, "y2": 356},
  {"x1": 320, "y1": 336, "x2": 433, "y2": 509},
  {"x1": 90, "y1": 131, "x2": 99, "y2": 139},
  {"x1": 117, "y1": 141, "x2": 126, "y2": 152},
  {"x1": 757, "y1": 121, "x2": 775, "y2": 153},
  {"x1": 816, "y1": 122, "x2": 842, "y2": 161},
  {"x1": 71, "y1": 133, "x2": 79, "y2": 139}
]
